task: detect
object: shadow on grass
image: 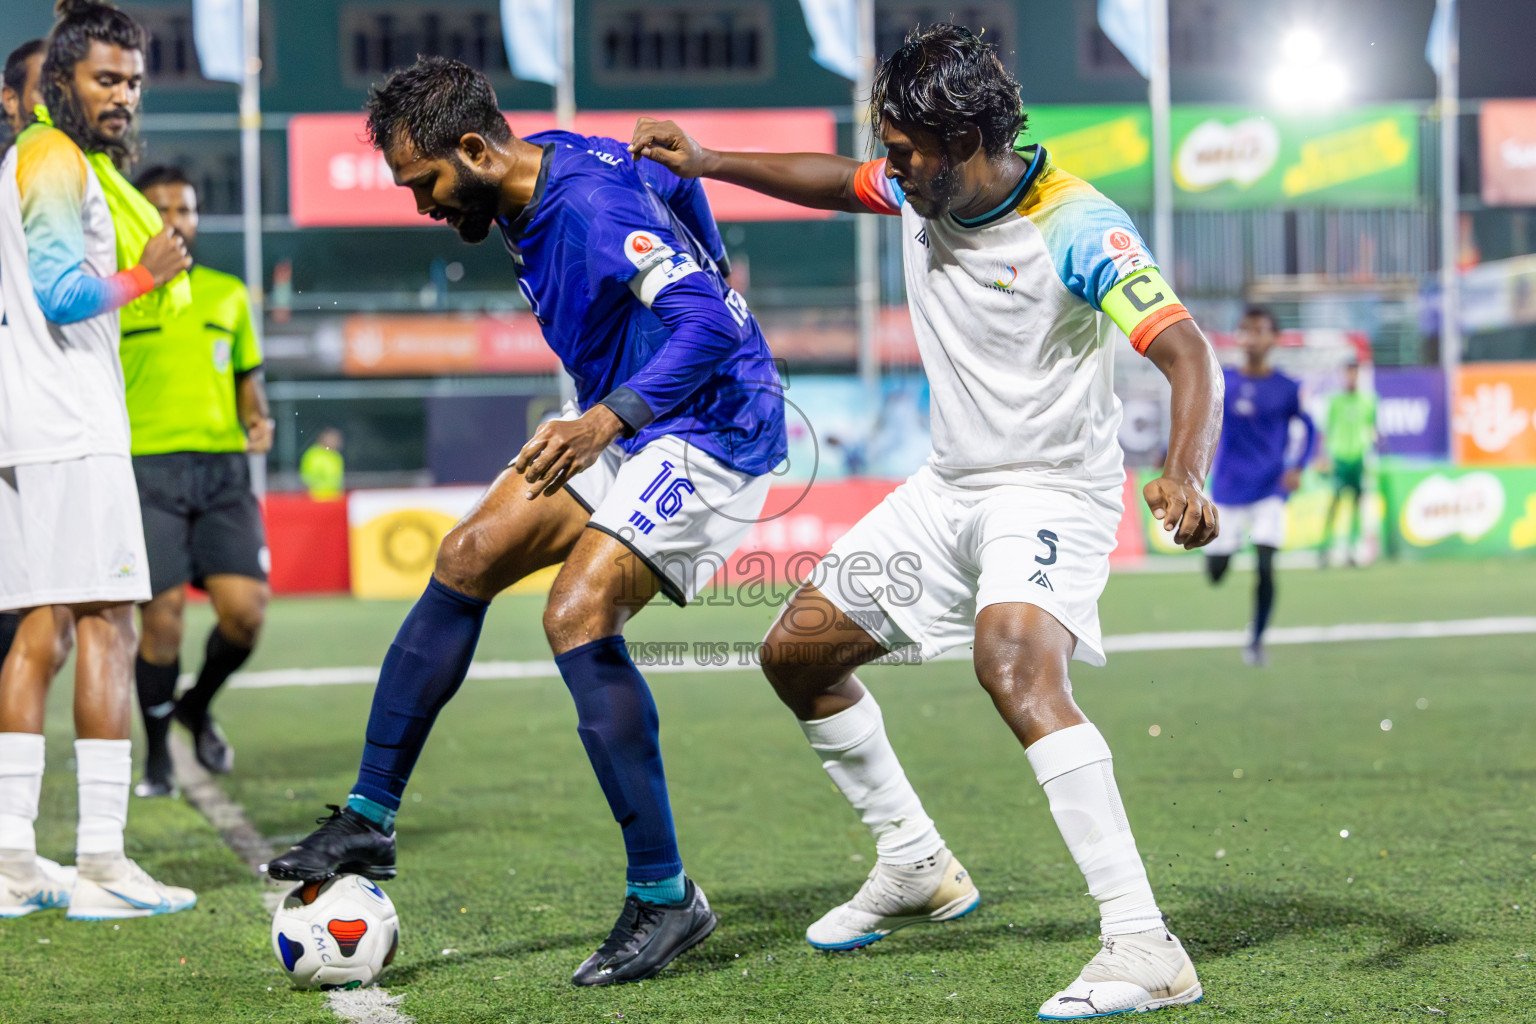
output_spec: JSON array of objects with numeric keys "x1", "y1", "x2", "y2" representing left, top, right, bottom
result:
[{"x1": 1170, "y1": 886, "x2": 1459, "y2": 970}]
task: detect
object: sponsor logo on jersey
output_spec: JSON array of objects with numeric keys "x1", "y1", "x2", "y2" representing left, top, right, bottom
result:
[
  {"x1": 624, "y1": 231, "x2": 675, "y2": 272},
  {"x1": 987, "y1": 266, "x2": 1018, "y2": 291},
  {"x1": 1103, "y1": 228, "x2": 1150, "y2": 275}
]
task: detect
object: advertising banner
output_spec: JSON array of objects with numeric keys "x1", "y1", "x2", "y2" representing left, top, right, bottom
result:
[
  {"x1": 1023, "y1": 104, "x2": 1420, "y2": 209},
  {"x1": 289, "y1": 109, "x2": 838, "y2": 227},
  {"x1": 1480, "y1": 99, "x2": 1536, "y2": 207},
  {"x1": 1453, "y1": 363, "x2": 1536, "y2": 466},
  {"x1": 341, "y1": 314, "x2": 560, "y2": 376},
  {"x1": 1381, "y1": 464, "x2": 1536, "y2": 559},
  {"x1": 1374, "y1": 367, "x2": 1449, "y2": 458}
]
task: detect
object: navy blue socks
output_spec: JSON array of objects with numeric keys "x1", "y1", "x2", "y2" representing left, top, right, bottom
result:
[
  {"x1": 556, "y1": 636, "x2": 685, "y2": 895},
  {"x1": 349, "y1": 578, "x2": 489, "y2": 822}
]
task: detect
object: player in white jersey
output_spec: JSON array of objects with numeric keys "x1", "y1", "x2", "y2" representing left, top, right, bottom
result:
[
  {"x1": 633, "y1": 25, "x2": 1223, "y2": 1018},
  {"x1": 0, "y1": 0, "x2": 195, "y2": 920}
]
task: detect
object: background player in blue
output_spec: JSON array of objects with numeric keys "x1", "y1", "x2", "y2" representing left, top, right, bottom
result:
[
  {"x1": 1204, "y1": 307, "x2": 1316, "y2": 666},
  {"x1": 267, "y1": 57, "x2": 787, "y2": 987}
]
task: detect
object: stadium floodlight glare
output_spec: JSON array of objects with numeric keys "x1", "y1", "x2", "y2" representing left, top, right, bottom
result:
[{"x1": 1268, "y1": 27, "x2": 1349, "y2": 110}]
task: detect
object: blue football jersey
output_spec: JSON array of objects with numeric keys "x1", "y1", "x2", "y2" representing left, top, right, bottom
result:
[
  {"x1": 1211, "y1": 367, "x2": 1317, "y2": 505},
  {"x1": 497, "y1": 131, "x2": 785, "y2": 476}
]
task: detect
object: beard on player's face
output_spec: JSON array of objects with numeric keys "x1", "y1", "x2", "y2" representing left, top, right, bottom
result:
[
  {"x1": 903, "y1": 154, "x2": 962, "y2": 219},
  {"x1": 439, "y1": 155, "x2": 501, "y2": 244}
]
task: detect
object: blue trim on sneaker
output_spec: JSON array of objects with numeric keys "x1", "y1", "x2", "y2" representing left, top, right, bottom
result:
[
  {"x1": 1037, "y1": 994, "x2": 1203, "y2": 1020},
  {"x1": 808, "y1": 891, "x2": 981, "y2": 950}
]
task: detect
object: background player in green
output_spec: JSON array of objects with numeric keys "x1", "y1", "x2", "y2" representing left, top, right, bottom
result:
[
  {"x1": 123, "y1": 165, "x2": 275, "y2": 796},
  {"x1": 1318, "y1": 358, "x2": 1377, "y2": 567},
  {"x1": 300, "y1": 427, "x2": 345, "y2": 501}
]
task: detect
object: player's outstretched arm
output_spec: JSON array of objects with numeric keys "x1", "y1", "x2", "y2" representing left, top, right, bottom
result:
[
  {"x1": 630, "y1": 117, "x2": 867, "y2": 214},
  {"x1": 1144, "y1": 319, "x2": 1223, "y2": 550}
]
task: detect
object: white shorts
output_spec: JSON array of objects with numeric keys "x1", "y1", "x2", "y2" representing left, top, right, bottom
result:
[
  {"x1": 0, "y1": 454, "x2": 151, "y2": 610},
  {"x1": 808, "y1": 466, "x2": 1122, "y2": 666},
  {"x1": 563, "y1": 429, "x2": 770, "y2": 606},
  {"x1": 1205, "y1": 496, "x2": 1287, "y2": 556}
]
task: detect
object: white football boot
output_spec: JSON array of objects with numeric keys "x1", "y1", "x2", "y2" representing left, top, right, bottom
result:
[
  {"x1": 0, "y1": 857, "x2": 76, "y2": 917},
  {"x1": 66, "y1": 857, "x2": 197, "y2": 920},
  {"x1": 806, "y1": 848, "x2": 979, "y2": 950},
  {"x1": 1037, "y1": 925, "x2": 1202, "y2": 1019}
]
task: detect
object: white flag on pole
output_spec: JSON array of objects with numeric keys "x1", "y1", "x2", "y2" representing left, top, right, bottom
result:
[
  {"x1": 798, "y1": 0, "x2": 859, "y2": 81},
  {"x1": 502, "y1": 0, "x2": 560, "y2": 86},
  {"x1": 1098, "y1": 0, "x2": 1151, "y2": 79},
  {"x1": 193, "y1": 0, "x2": 245, "y2": 85},
  {"x1": 1425, "y1": 0, "x2": 1453, "y2": 78}
]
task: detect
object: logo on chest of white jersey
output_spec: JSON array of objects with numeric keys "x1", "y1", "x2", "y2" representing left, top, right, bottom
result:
[{"x1": 985, "y1": 265, "x2": 1018, "y2": 292}]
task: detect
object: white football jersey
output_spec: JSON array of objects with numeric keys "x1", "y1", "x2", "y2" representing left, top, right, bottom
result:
[
  {"x1": 855, "y1": 148, "x2": 1191, "y2": 494},
  {"x1": 0, "y1": 127, "x2": 149, "y2": 467}
]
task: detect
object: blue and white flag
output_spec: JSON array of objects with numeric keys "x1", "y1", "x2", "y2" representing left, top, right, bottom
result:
[
  {"x1": 1098, "y1": 0, "x2": 1151, "y2": 79},
  {"x1": 798, "y1": 0, "x2": 859, "y2": 81},
  {"x1": 193, "y1": 0, "x2": 244, "y2": 85},
  {"x1": 1425, "y1": 0, "x2": 1453, "y2": 78},
  {"x1": 502, "y1": 0, "x2": 560, "y2": 86}
]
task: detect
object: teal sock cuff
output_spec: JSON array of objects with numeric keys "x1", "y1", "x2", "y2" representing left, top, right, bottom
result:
[
  {"x1": 347, "y1": 794, "x2": 397, "y2": 832},
  {"x1": 626, "y1": 870, "x2": 687, "y2": 906}
]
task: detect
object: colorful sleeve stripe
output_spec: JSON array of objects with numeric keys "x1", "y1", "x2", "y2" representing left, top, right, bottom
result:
[
  {"x1": 16, "y1": 127, "x2": 155, "y2": 324},
  {"x1": 853, "y1": 159, "x2": 904, "y2": 216}
]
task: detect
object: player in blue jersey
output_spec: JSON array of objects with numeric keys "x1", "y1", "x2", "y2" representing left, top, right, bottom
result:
[
  {"x1": 1204, "y1": 307, "x2": 1316, "y2": 666},
  {"x1": 267, "y1": 57, "x2": 787, "y2": 987}
]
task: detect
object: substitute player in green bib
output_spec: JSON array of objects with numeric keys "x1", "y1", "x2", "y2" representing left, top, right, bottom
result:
[
  {"x1": 123, "y1": 165, "x2": 274, "y2": 796},
  {"x1": 1319, "y1": 358, "x2": 1376, "y2": 567}
]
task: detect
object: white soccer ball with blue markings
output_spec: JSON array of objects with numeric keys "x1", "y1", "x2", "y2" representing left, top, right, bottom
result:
[{"x1": 271, "y1": 874, "x2": 400, "y2": 990}]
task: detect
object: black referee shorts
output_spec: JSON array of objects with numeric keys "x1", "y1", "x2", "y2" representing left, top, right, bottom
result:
[{"x1": 132, "y1": 452, "x2": 269, "y2": 596}]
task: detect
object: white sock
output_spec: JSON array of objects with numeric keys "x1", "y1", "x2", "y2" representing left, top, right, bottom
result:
[
  {"x1": 1026, "y1": 722, "x2": 1163, "y2": 936},
  {"x1": 75, "y1": 739, "x2": 131, "y2": 859},
  {"x1": 798, "y1": 689, "x2": 945, "y2": 864},
  {"x1": 0, "y1": 732, "x2": 45, "y2": 859}
]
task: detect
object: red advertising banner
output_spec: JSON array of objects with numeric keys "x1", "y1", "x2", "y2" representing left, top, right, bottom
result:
[
  {"x1": 290, "y1": 109, "x2": 837, "y2": 227},
  {"x1": 1480, "y1": 100, "x2": 1536, "y2": 207}
]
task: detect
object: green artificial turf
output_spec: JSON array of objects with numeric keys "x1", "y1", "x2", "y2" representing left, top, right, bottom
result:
[{"x1": 2, "y1": 559, "x2": 1533, "y2": 1022}]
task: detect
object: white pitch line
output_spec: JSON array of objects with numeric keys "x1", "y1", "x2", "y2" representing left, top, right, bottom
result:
[
  {"x1": 225, "y1": 616, "x2": 1536, "y2": 691},
  {"x1": 326, "y1": 988, "x2": 414, "y2": 1024}
]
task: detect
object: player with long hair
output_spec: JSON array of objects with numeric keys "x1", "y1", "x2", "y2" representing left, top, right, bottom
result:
[{"x1": 633, "y1": 24, "x2": 1222, "y2": 1017}]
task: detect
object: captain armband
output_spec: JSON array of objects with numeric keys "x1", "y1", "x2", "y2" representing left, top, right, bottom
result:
[{"x1": 1101, "y1": 267, "x2": 1192, "y2": 355}]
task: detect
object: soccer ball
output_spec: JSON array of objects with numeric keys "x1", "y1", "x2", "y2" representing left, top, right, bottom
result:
[{"x1": 270, "y1": 874, "x2": 400, "y2": 990}]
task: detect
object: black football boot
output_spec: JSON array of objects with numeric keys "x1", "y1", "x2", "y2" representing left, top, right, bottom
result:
[
  {"x1": 174, "y1": 704, "x2": 235, "y2": 775},
  {"x1": 266, "y1": 805, "x2": 397, "y2": 881},
  {"x1": 571, "y1": 878, "x2": 717, "y2": 987}
]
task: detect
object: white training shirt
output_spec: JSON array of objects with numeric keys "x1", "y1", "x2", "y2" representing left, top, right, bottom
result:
[{"x1": 854, "y1": 147, "x2": 1192, "y2": 494}]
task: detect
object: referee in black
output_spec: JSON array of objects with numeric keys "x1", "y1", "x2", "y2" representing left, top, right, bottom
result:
[{"x1": 125, "y1": 167, "x2": 274, "y2": 796}]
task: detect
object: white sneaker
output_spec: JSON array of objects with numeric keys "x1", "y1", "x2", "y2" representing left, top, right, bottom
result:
[
  {"x1": 806, "y1": 848, "x2": 979, "y2": 950},
  {"x1": 1037, "y1": 925, "x2": 1202, "y2": 1019},
  {"x1": 0, "y1": 857, "x2": 76, "y2": 917},
  {"x1": 66, "y1": 857, "x2": 197, "y2": 920}
]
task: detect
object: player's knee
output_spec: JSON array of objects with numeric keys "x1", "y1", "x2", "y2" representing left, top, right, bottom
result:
[
  {"x1": 434, "y1": 524, "x2": 496, "y2": 595},
  {"x1": 541, "y1": 586, "x2": 611, "y2": 652},
  {"x1": 219, "y1": 592, "x2": 269, "y2": 647},
  {"x1": 976, "y1": 645, "x2": 1069, "y2": 711}
]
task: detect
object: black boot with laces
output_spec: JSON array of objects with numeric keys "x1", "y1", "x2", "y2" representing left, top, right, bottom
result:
[{"x1": 266, "y1": 804, "x2": 397, "y2": 881}]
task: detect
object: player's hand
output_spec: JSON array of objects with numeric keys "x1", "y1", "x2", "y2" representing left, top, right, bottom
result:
[
  {"x1": 1281, "y1": 467, "x2": 1303, "y2": 493},
  {"x1": 1143, "y1": 475, "x2": 1219, "y2": 550},
  {"x1": 139, "y1": 227, "x2": 191, "y2": 287},
  {"x1": 514, "y1": 406, "x2": 625, "y2": 500},
  {"x1": 245, "y1": 416, "x2": 275, "y2": 454},
  {"x1": 629, "y1": 118, "x2": 715, "y2": 179}
]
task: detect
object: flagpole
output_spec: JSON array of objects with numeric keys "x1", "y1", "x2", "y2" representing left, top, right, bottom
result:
[
  {"x1": 855, "y1": 0, "x2": 879, "y2": 396},
  {"x1": 239, "y1": 0, "x2": 262, "y2": 318},
  {"x1": 555, "y1": 0, "x2": 575, "y2": 131},
  {"x1": 1148, "y1": 0, "x2": 1173, "y2": 283},
  {"x1": 1437, "y1": 0, "x2": 1459, "y2": 451}
]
